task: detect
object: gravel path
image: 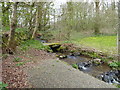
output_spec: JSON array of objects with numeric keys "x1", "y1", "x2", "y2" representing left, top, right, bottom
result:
[{"x1": 27, "y1": 59, "x2": 116, "y2": 88}]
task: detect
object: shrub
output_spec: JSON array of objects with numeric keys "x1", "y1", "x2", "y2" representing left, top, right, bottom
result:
[
  {"x1": 16, "y1": 62, "x2": 25, "y2": 66},
  {"x1": 13, "y1": 57, "x2": 22, "y2": 62},
  {"x1": 72, "y1": 64, "x2": 78, "y2": 69},
  {"x1": 109, "y1": 61, "x2": 120, "y2": 68},
  {"x1": 0, "y1": 82, "x2": 8, "y2": 90}
]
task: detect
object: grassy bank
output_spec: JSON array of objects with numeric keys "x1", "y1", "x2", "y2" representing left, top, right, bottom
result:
[
  {"x1": 70, "y1": 35, "x2": 117, "y2": 55},
  {"x1": 52, "y1": 30, "x2": 117, "y2": 55},
  {"x1": 19, "y1": 39, "x2": 51, "y2": 51}
]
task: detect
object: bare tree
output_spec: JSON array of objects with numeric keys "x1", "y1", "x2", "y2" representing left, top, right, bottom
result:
[
  {"x1": 118, "y1": 1, "x2": 120, "y2": 61},
  {"x1": 31, "y1": 2, "x2": 45, "y2": 39},
  {"x1": 31, "y1": 3, "x2": 40, "y2": 39},
  {"x1": 28, "y1": 2, "x2": 35, "y2": 38},
  {"x1": 94, "y1": 0, "x2": 100, "y2": 35},
  {"x1": 7, "y1": 2, "x2": 18, "y2": 53}
]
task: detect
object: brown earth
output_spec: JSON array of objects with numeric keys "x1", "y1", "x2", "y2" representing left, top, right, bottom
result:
[
  {"x1": 2, "y1": 48, "x2": 56, "y2": 88},
  {"x1": 1, "y1": 43, "x2": 117, "y2": 88}
]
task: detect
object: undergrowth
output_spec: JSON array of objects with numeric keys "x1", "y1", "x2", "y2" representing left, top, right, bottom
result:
[
  {"x1": 0, "y1": 82, "x2": 8, "y2": 90},
  {"x1": 109, "y1": 61, "x2": 120, "y2": 69},
  {"x1": 20, "y1": 39, "x2": 51, "y2": 52}
]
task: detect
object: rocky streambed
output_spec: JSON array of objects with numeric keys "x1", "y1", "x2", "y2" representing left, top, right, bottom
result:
[
  {"x1": 56, "y1": 52, "x2": 120, "y2": 86},
  {"x1": 38, "y1": 39, "x2": 120, "y2": 87}
]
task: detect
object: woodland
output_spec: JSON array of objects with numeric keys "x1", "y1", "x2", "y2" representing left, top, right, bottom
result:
[{"x1": 0, "y1": 1, "x2": 120, "y2": 88}]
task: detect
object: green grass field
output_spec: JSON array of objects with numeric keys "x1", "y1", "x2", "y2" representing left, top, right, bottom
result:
[
  {"x1": 51, "y1": 30, "x2": 117, "y2": 55},
  {"x1": 73, "y1": 35, "x2": 117, "y2": 55}
]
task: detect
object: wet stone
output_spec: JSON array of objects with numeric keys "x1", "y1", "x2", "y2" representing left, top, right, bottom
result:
[
  {"x1": 58, "y1": 55, "x2": 67, "y2": 59},
  {"x1": 67, "y1": 55, "x2": 76, "y2": 59},
  {"x1": 40, "y1": 40, "x2": 47, "y2": 43},
  {"x1": 92, "y1": 58, "x2": 104, "y2": 66},
  {"x1": 69, "y1": 52, "x2": 81, "y2": 56},
  {"x1": 55, "y1": 52, "x2": 120, "y2": 86},
  {"x1": 74, "y1": 52, "x2": 81, "y2": 56},
  {"x1": 76, "y1": 61, "x2": 92, "y2": 71},
  {"x1": 97, "y1": 70, "x2": 120, "y2": 84}
]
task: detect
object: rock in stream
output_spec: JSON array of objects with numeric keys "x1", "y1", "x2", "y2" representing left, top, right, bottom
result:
[
  {"x1": 76, "y1": 61, "x2": 92, "y2": 71},
  {"x1": 97, "y1": 70, "x2": 120, "y2": 84},
  {"x1": 56, "y1": 52, "x2": 120, "y2": 86}
]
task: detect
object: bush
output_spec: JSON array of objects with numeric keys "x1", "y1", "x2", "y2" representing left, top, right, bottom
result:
[
  {"x1": 16, "y1": 62, "x2": 25, "y2": 66},
  {"x1": 72, "y1": 64, "x2": 78, "y2": 69},
  {"x1": 109, "y1": 61, "x2": 120, "y2": 68},
  {"x1": 13, "y1": 57, "x2": 22, "y2": 62},
  {"x1": 0, "y1": 82, "x2": 8, "y2": 90}
]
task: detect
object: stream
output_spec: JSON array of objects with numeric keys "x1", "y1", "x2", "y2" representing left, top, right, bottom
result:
[
  {"x1": 56, "y1": 52, "x2": 120, "y2": 86},
  {"x1": 38, "y1": 39, "x2": 120, "y2": 86}
]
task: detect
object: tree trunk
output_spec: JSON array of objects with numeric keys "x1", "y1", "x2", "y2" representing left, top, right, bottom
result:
[
  {"x1": 31, "y1": 2, "x2": 45, "y2": 39},
  {"x1": 28, "y1": 2, "x2": 34, "y2": 39},
  {"x1": 66, "y1": 2, "x2": 73, "y2": 40},
  {"x1": 94, "y1": 1, "x2": 100, "y2": 35},
  {"x1": 31, "y1": 4, "x2": 40, "y2": 39},
  {"x1": 112, "y1": 1, "x2": 115, "y2": 10},
  {"x1": 48, "y1": 9, "x2": 50, "y2": 29},
  {"x1": 54, "y1": 9, "x2": 55, "y2": 29},
  {"x1": 118, "y1": 1, "x2": 120, "y2": 61},
  {"x1": 7, "y1": 2, "x2": 18, "y2": 54}
]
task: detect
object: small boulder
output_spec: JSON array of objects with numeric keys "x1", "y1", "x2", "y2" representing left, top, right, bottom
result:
[
  {"x1": 56, "y1": 55, "x2": 67, "y2": 59},
  {"x1": 74, "y1": 52, "x2": 81, "y2": 56},
  {"x1": 98, "y1": 70, "x2": 120, "y2": 84},
  {"x1": 92, "y1": 58, "x2": 104, "y2": 65},
  {"x1": 67, "y1": 55, "x2": 76, "y2": 59},
  {"x1": 77, "y1": 62, "x2": 92, "y2": 71}
]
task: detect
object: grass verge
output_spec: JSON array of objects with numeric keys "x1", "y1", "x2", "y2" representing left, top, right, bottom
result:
[{"x1": 72, "y1": 35, "x2": 117, "y2": 55}]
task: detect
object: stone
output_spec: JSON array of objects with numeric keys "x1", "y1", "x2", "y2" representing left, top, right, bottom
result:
[
  {"x1": 74, "y1": 52, "x2": 81, "y2": 56},
  {"x1": 92, "y1": 58, "x2": 104, "y2": 65},
  {"x1": 43, "y1": 43, "x2": 61, "y2": 52},
  {"x1": 97, "y1": 70, "x2": 120, "y2": 85},
  {"x1": 67, "y1": 55, "x2": 76, "y2": 59},
  {"x1": 70, "y1": 52, "x2": 81, "y2": 56},
  {"x1": 57, "y1": 55, "x2": 67, "y2": 59},
  {"x1": 77, "y1": 62, "x2": 92, "y2": 71}
]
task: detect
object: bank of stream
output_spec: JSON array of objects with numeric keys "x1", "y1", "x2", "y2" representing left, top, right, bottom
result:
[
  {"x1": 55, "y1": 51, "x2": 120, "y2": 87},
  {"x1": 38, "y1": 38, "x2": 120, "y2": 87}
]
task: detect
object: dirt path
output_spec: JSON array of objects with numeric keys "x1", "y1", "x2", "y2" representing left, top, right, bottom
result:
[
  {"x1": 26, "y1": 59, "x2": 116, "y2": 88},
  {"x1": 2, "y1": 49, "x2": 56, "y2": 88}
]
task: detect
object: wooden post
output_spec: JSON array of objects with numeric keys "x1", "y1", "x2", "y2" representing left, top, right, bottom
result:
[{"x1": 118, "y1": 1, "x2": 120, "y2": 62}]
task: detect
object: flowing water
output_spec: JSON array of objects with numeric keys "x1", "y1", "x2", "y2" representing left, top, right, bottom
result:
[
  {"x1": 37, "y1": 39, "x2": 120, "y2": 86},
  {"x1": 57, "y1": 53, "x2": 120, "y2": 86}
]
